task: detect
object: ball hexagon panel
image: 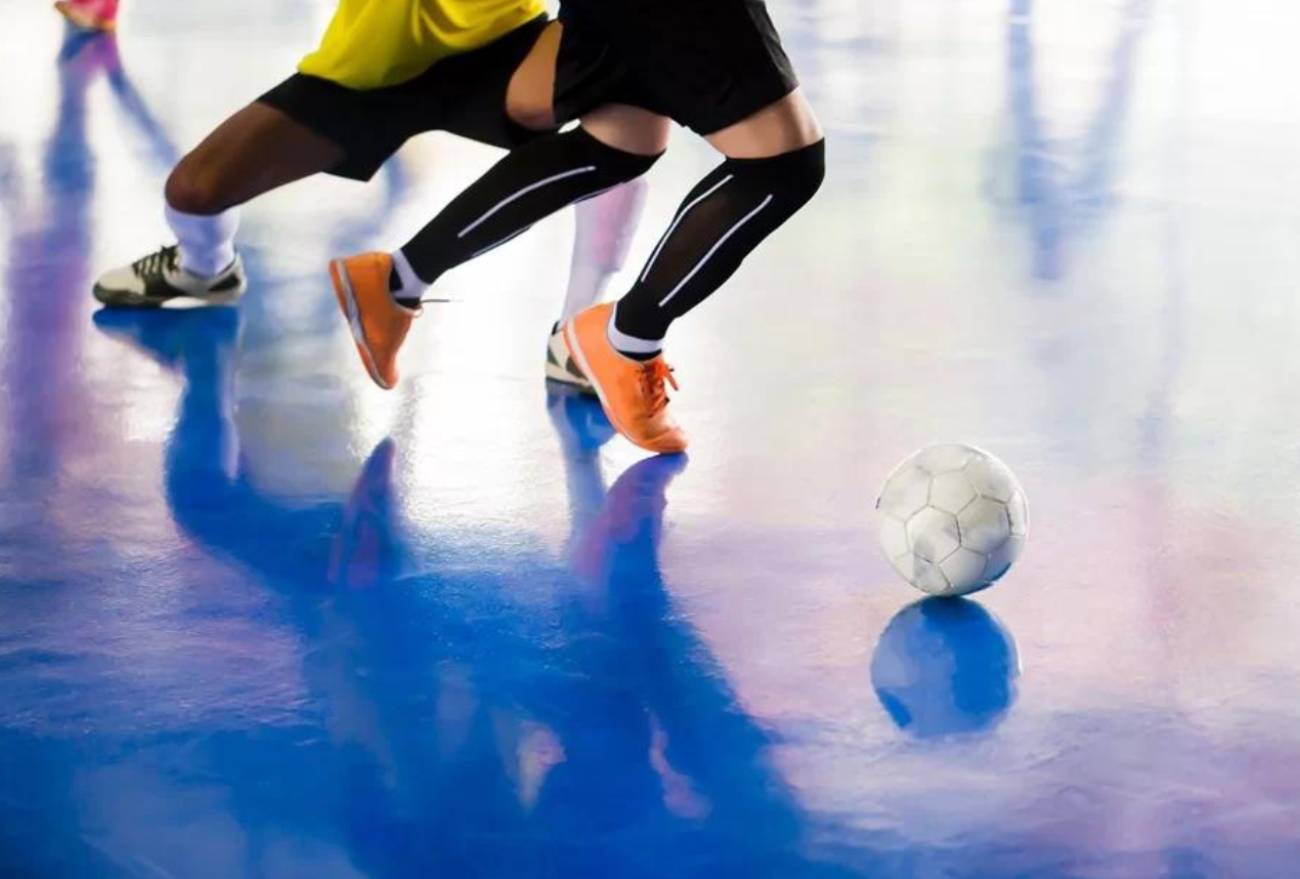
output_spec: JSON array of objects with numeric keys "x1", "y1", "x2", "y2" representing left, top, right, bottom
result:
[
  {"x1": 956, "y1": 497, "x2": 1011, "y2": 554},
  {"x1": 929, "y1": 471, "x2": 977, "y2": 515},
  {"x1": 877, "y1": 464, "x2": 931, "y2": 519},
  {"x1": 964, "y1": 455, "x2": 1017, "y2": 503},
  {"x1": 940, "y1": 547, "x2": 988, "y2": 591},
  {"x1": 907, "y1": 507, "x2": 961, "y2": 563},
  {"x1": 880, "y1": 513, "x2": 910, "y2": 562},
  {"x1": 915, "y1": 444, "x2": 976, "y2": 475},
  {"x1": 911, "y1": 557, "x2": 952, "y2": 594},
  {"x1": 984, "y1": 534, "x2": 1025, "y2": 583}
]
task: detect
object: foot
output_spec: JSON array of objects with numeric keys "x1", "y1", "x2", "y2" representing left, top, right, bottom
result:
[
  {"x1": 54, "y1": 0, "x2": 117, "y2": 32},
  {"x1": 93, "y1": 245, "x2": 246, "y2": 309},
  {"x1": 545, "y1": 321, "x2": 594, "y2": 393},
  {"x1": 329, "y1": 252, "x2": 419, "y2": 390},
  {"x1": 561, "y1": 303, "x2": 687, "y2": 455}
]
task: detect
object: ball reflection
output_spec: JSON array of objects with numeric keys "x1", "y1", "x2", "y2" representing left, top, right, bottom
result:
[{"x1": 871, "y1": 598, "x2": 1020, "y2": 738}]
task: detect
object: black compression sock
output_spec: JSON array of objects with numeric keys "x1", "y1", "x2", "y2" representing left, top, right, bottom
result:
[
  {"x1": 612, "y1": 140, "x2": 826, "y2": 344},
  {"x1": 399, "y1": 127, "x2": 661, "y2": 286}
]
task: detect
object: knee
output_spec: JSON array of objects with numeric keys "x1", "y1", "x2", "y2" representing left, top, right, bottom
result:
[
  {"x1": 791, "y1": 139, "x2": 826, "y2": 202},
  {"x1": 556, "y1": 124, "x2": 664, "y2": 185},
  {"x1": 581, "y1": 105, "x2": 674, "y2": 159},
  {"x1": 164, "y1": 156, "x2": 233, "y2": 215},
  {"x1": 505, "y1": 91, "x2": 556, "y2": 133},
  {"x1": 731, "y1": 139, "x2": 826, "y2": 207}
]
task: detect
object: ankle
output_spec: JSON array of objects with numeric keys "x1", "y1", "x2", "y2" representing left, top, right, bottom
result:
[
  {"x1": 606, "y1": 303, "x2": 663, "y2": 360},
  {"x1": 389, "y1": 249, "x2": 428, "y2": 307}
]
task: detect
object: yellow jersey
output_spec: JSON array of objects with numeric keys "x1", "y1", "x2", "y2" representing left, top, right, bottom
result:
[{"x1": 298, "y1": 0, "x2": 548, "y2": 91}]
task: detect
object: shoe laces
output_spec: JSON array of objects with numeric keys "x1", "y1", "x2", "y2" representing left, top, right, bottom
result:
[
  {"x1": 640, "y1": 359, "x2": 678, "y2": 415},
  {"x1": 133, "y1": 245, "x2": 179, "y2": 280}
]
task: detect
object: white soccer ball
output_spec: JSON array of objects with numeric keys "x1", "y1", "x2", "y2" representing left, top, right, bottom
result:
[{"x1": 877, "y1": 444, "x2": 1028, "y2": 597}]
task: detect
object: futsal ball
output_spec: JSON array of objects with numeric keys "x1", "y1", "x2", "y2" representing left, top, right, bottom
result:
[{"x1": 877, "y1": 444, "x2": 1028, "y2": 597}]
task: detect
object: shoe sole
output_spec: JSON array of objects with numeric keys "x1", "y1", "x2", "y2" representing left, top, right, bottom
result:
[
  {"x1": 329, "y1": 259, "x2": 392, "y2": 390},
  {"x1": 562, "y1": 320, "x2": 681, "y2": 455},
  {"x1": 92, "y1": 281, "x2": 246, "y2": 309}
]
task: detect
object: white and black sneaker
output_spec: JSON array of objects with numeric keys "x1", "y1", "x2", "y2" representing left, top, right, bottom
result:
[
  {"x1": 545, "y1": 321, "x2": 594, "y2": 393},
  {"x1": 93, "y1": 245, "x2": 247, "y2": 308}
]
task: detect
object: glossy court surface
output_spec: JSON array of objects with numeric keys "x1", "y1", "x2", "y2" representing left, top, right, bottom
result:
[{"x1": 2, "y1": 1, "x2": 1299, "y2": 877}]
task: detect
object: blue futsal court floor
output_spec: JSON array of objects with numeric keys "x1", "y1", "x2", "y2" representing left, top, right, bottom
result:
[{"x1": 3, "y1": 1, "x2": 1300, "y2": 877}]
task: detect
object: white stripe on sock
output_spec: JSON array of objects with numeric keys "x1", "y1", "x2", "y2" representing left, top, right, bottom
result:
[
  {"x1": 469, "y1": 224, "x2": 534, "y2": 260},
  {"x1": 464, "y1": 186, "x2": 620, "y2": 262},
  {"x1": 658, "y1": 194, "x2": 774, "y2": 308},
  {"x1": 606, "y1": 303, "x2": 663, "y2": 355},
  {"x1": 458, "y1": 166, "x2": 597, "y2": 239},
  {"x1": 640, "y1": 175, "x2": 734, "y2": 283}
]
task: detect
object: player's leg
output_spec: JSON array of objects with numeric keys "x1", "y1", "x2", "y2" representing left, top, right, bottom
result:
[
  {"x1": 391, "y1": 16, "x2": 647, "y2": 393},
  {"x1": 504, "y1": 20, "x2": 563, "y2": 132},
  {"x1": 428, "y1": 16, "x2": 652, "y2": 393},
  {"x1": 328, "y1": 103, "x2": 668, "y2": 391},
  {"x1": 704, "y1": 88, "x2": 823, "y2": 159},
  {"x1": 561, "y1": 1, "x2": 826, "y2": 454},
  {"x1": 601, "y1": 91, "x2": 825, "y2": 361},
  {"x1": 165, "y1": 102, "x2": 344, "y2": 218},
  {"x1": 565, "y1": 128, "x2": 825, "y2": 451},
  {"x1": 392, "y1": 105, "x2": 667, "y2": 300},
  {"x1": 545, "y1": 177, "x2": 648, "y2": 392},
  {"x1": 95, "y1": 14, "x2": 562, "y2": 312},
  {"x1": 94, "y1": 98, "x2": 345, "y2": 308}
]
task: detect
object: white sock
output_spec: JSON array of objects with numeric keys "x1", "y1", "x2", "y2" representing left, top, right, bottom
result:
[
  {"x1": 562, "y1": 264, "x2": 613, "y2": 323},
  {"x1": 606, "y1": 303, "x2": 663, "y2": 356},
  {"x1": 165, "y1": 203, "x2": 239, "y2": 278},
  {"x1": 561, "y1": 180, "x2": 648, "y2": 322},
  {"x1": 389, "y1": 248, "x2": 428, "y2": 302}
]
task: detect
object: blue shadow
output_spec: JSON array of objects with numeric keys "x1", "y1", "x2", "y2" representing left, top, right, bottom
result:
[
  {"x1": 0, "y1": 307, "x2": 872, "y2": 878},
  {"x1": 871, "y1": 598, "x2": 1020, "y2": 738}
]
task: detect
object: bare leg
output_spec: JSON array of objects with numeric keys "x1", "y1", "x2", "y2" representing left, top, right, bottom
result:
[
  {"x1": 164, "y1": 102, "x2": 344, "y2": 215},
  {"x1": 704, "y1": 89, "x2": 823, "y2": 159},
  {"x1": 581, "y1": 104, "x2": 674, "y2": 156},
  {"x1": 505, "y1": 21, "x2": 563, "y2": 132},
  {"x1": 579, "y1": 88, "x2": 823, "y2": 160}
]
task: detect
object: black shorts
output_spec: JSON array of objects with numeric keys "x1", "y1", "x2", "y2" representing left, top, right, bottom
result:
[
  {"x1": 258, "y1": 15, "x2": 549, "y2": 181},
  {"x1": 553, "y1": 0, "x2": 798, "y2": 136}
]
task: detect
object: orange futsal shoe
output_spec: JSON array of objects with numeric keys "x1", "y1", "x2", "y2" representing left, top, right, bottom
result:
[
  {"x1": 54, "y1": 0, "x2": 118, "y2": 32},
  {"x1": 562, "y1": 303, "x2": 687, "y2": 455},
  {"x1": 329, "y1": 253, "x2": 419, "y2": 390}
]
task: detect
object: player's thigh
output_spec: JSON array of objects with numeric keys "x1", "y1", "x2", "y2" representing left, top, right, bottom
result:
[
  {"x1": 166, "y1": 102, "x2": 343, "y2": 214},
  {"x1": 505, "y1": 21, "x2": 562, "y2": 131},
  {"x1": 580, "y1": 104, "x2": 673, "y2": 157},
  {"x1": 704, "y1": 89, "x2": 822, "y2": 160}
]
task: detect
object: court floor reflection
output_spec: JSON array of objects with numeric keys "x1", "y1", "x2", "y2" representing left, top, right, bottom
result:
[
  {"x1": 872, "y1": 598, "x2": 1020, "y2": 739},
  {"x1": 40, "y1": 307, "x2": 862, "y2": 878}
]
